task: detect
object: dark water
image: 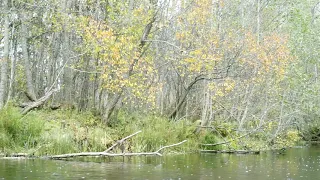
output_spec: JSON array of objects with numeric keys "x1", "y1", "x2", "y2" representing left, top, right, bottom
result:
[{"x1": 1, "y1": 146, "x2": 320, "y2": 180}]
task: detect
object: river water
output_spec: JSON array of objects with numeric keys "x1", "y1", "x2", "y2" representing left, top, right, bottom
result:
[{"x1": 1, "y1": 146, "x2": 319, "y2": 180}]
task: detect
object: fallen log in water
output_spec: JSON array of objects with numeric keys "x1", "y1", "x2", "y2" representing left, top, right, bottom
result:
[
  {"x1": 309, "y1": 141, "x2": 320, "y2": 144},
  {"x1": 47, "y1": 139, "x2": 187, "y2": 159},
  {"x1": 0, "y1": 131, "x2": 187, "y2": 160},
  {"x1": 104, "y1": 130, "x2": 142, "y2": 153},
  {"x1": 200, "y1": 150, "x2": 260, "y2": 154}
]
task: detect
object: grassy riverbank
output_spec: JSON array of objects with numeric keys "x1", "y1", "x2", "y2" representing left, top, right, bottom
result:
[{"x1": 0, "y1": 106, "x2": 303, "y2": 156}]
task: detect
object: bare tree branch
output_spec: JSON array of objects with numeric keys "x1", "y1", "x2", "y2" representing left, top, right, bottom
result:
[
  {"x1": 104, "y1": 130, "x2": 142, "y2": 153},
  {"x1": 47, "y1": 139, "x2": 187, "y2": 159},
  {"x1": 155, "y1": 140, "x2": 187, "y2": 153},
  {"x1": 21, "y1": 89, "x2": 58, "y2": 115}
]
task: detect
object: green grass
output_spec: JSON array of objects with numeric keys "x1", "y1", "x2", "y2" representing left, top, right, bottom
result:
[
  {"x1": 5, "y1": 108, "x2": 201, "y2": 155},
  {"x1": 123, "y1": 115, "x2": 199, "y2": 153},
  {"x1": 0, "y1": 106, "x2": 304, "y2": 156},
  {"x1": 0, "y1": 106, "x2": 44, "y2": 153}
]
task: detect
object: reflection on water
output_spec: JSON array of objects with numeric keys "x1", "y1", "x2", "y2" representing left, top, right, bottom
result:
[{"x1": 1, "y1": 146, "x2": 319, "y2": 180}]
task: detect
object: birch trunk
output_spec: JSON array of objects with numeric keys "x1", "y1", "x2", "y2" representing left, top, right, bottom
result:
[
  {"x1": 21, "y1": 13, "x2": 37, "y2": 101},
  {"x1": 0, "y1": 0, "x2": 9, "y2": 108}
]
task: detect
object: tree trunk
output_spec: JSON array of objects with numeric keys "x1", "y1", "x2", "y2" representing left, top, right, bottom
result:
[
  {"x1": 21, "y1": 13, "x2": 37, "y2": 101},
  {"x1": 0, "y1": 0, "x2": 9, "y2": 108},
  {"x1": 103, "y1": 92, "x2": 123, "y2": 122},
  {"x1": 169, "y1": 76, "x2": 205, "y2": 119},
  {"x1": 102, "y1": 18, "x2": 155, "y2": 123},
  {"x1": 256, "y1": 0, "x2": 261, "y2": 44},
  {"x1": 7, "y1": 32, "x2": 17, "y2": 103},
  {"x1": 78, "y1": 60, "x2": 90, "y2": 111},
  {"x1": 62, "y1": 0, "x2": 73, "y2": 104}
]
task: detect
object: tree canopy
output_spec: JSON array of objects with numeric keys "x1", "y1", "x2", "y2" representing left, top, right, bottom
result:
[{"x1": 0, "y1": 0, "x2": 319, "y2": 140}]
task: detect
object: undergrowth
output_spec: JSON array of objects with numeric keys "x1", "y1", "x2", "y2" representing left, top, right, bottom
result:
[
  {"x1": 0, "y1": 106, "x2": 44, "y2": 153},
  {"x1": 0, "y1": 106, "x2": 304, "y2": 156}
]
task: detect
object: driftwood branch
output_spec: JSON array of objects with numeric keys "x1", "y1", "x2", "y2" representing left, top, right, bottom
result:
[
  {"x1": 1, "y1": 131, "x2": 187, "y2": 160},
  {"x1": 104, "y1": 130, "x2": 142, "y2": 153},
  {"x1": 155, "y1": 140, "x2": 187, "y2": 153},
  {"x1": 21, "y1": 89, "x2": 58, "y2": 115},
  {"x1": 47, "y1": 152, "x2": 160, "y2": 159},
  {"x1": 41, "y1": 130, "x2": 187, "y2": 159},
  {"x1": 201, "y1": 150, "x2": 260, "y2": 154},
  {"x1": 47, "y1": 139, "x2": 187, "y2": 159}
]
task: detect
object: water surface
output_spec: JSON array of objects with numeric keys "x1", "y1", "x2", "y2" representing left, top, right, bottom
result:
[{"x1": 1, "y1": 146, "x2": 319, "y2": 180}]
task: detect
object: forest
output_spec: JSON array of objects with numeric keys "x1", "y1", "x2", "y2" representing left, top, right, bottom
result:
[{"x1": 0, "y1": 0, "x2": 320, "y2": 156}]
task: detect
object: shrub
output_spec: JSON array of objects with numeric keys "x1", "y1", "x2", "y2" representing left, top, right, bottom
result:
[
  {"x1": 301, "y1": 122, "x2": 320, "y2": 141},
  {"x1": 274, "y1": 129, "x2": 301, "y2": 147},
  {"x1": 199, "y1": 131, "x2": 223, "y2": 150}
]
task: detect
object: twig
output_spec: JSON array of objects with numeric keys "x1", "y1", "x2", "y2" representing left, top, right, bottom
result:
[{"x1": 104, "y1": 130, "x2": 142, "y2": 152}]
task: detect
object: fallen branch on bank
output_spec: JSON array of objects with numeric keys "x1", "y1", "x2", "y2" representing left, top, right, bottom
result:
[
  {"x1": 43, "y1": 131, "x2": 187, "y2": 159},
  {"x1": 47, "y1": 140, "x2": 187, "y2": 159},
  {"x1": 310, "y1": 141, "x2": 320, "y2": 144},
  {"x1": 0, "y1": 153, "x2": 28, "y2": 157},
  {"x1": 200, "y1": 150, "x2": 260, "y2": 154},
  {"x1": 0, "y1": 131, "x2": 187, "y2": 160},
  {"x1": 104, "y1": 130, "x2": 142, "y2": 153},
  {"x1": 21, "y1": 89, "x2": 58, "y2": 115},
  {"x1": 1, "y1": 131, "x2": 187, "y2": 159},
  {"x1": 0, "y1": 146, "x2": 43, "y2": 159},
  {"x1": 0, "y1": 153, "x2": 36, "y2": 160}
]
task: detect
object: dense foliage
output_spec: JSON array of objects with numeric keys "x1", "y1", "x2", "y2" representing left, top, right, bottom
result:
[{"x1": 0, "y1": 0, "x2": 319, "y2": 153}]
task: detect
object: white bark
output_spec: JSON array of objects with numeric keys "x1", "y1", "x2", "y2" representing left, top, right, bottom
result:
[
  {"x1": 21, "y1": 13, "x2": 37, "y2": 101},
  {"x1": 0, "y1": 0, "x2": 9, "y2": 108}
]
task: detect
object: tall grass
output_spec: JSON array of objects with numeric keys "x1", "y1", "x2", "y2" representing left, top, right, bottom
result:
[
  {"x1": 0, "y1": 106, "x2": 232, "y2": 155},
  {"x1": 115, "y1": 111, "x2": 200, "y2": 153},
  {"x1": 0, "y1": 106, "x2": 44, "y2": 153},
  {"x1": 34, "y1": 109, "x2": 202, "y2": 155},
  {"x1": 35, "y1": 109, "x2": 114, "y2": 155},
  {"x1": 1, "y1": 107, "x2": 298, "y2": 156}
]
